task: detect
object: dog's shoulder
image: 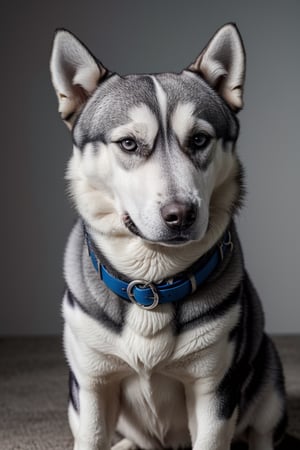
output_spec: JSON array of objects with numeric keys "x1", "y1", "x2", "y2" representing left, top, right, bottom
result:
[{"x1": 63, "y1": 220, "x2": 128, "y2": 334}]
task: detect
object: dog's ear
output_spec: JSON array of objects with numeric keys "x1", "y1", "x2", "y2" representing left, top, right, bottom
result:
[
  {"x1": 188, "y1": 23, "x2": 245, "y2": 111},
  {"x1": 50, "y1": 29, "x2": 108, "y2": 129}
]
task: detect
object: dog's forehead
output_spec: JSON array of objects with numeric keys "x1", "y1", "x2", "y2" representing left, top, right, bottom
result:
[{"x1": 73, "y1": 72, "x2": 238, "y2": 148}]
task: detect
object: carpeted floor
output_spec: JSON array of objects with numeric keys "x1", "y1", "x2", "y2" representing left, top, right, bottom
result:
[{"x1": 0, "y1": 336, "x2": 299, "y2": 450}]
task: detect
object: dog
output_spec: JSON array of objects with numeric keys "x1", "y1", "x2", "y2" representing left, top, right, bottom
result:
[{"x1": 50, "y1": 23, "x2": 287, "y2": 450}]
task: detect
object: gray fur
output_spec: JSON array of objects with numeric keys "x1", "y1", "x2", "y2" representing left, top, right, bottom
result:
[{"x1": 64, "y1": 221, "x2": 128, "y2": 332}]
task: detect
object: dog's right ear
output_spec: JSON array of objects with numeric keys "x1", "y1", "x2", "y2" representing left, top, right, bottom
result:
[{"x1": 50, "y1": 29, "x2": 107, "y2": 129}]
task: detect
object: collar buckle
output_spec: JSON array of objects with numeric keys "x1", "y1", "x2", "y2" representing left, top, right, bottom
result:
[{"x1": 127, "y1": 279, "x2": 160, "y2": 310}]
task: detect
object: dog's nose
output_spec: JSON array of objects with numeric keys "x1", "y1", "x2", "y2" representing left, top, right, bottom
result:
[{"x1": 160, "y1": 201, "x2": 197, "y2": 230}]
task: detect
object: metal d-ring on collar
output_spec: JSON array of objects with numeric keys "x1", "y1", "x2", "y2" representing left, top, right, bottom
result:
[
  {"x1": 127, "y1": 280, "x2": 160, "y2": 310},
  {"x1": 219, "y1": 231, "x2": 233, "y2": 260}
]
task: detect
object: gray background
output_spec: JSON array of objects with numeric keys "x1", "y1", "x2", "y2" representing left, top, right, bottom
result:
[{"x1": 1, "y1": 0, "x2": 299, "y2": 335}]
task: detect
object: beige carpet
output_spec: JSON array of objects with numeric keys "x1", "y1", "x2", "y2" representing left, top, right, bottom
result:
[{"x1": 0, "y1": 336, "x2": 299, "y2": 450}]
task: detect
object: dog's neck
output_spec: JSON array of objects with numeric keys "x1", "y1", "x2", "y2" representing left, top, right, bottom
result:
[{"x1": 86, "y1": 218, "x2": 230, "y2": 283}]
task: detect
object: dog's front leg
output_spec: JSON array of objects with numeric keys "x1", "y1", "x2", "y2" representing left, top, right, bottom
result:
[
  {"x1": 185, "y1": 382, "x2": 237, "y2": 450},
  {"x1": 73, "y1": 380, "x2": 120, "y2": 450}
]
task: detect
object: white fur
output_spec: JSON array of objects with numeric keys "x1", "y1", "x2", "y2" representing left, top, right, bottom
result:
[
  {"x1": 151, "y1": 76, "x2": 168, "y2": 131},
  {"x1": 112, "y1": 439, "x2": 137, "y2": 450}
]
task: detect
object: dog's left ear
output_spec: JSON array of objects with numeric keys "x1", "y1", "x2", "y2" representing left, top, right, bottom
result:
[
  {"x1": 188, "y1": 23, "x2": 245, "y2": 111},
  {"x1": 50, "y1": 29, "x2": 108, "y2": 129}
]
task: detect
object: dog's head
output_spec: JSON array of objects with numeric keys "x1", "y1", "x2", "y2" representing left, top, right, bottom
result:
[{"x1": 50, "y1": 24, "x2": 245, "y2": 246}]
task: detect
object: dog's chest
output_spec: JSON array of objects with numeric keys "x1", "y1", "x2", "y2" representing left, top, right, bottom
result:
[
  {"x1": 119, "y1": 304, "x2": 176, "y2": 370},
  {"x1": 115, "y1": 305, "x2": 234, "y2": 448},
  {"x1": 116, "y1": 302, "x2": 234, "y2": 378}
]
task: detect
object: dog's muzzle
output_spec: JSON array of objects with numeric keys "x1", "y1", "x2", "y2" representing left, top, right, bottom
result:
[{"x1": 123, "y1": 202, "x2": 198, "y2": 245}]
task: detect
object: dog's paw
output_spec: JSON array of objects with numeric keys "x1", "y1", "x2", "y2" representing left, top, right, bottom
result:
[{"x1": 111, "y1": 438, "x2": 138, "y2": 450}]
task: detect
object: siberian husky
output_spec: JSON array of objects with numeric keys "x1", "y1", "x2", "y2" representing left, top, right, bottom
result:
[{"x1": 50, "y1": 23, "x2": 286, "y2": 450}]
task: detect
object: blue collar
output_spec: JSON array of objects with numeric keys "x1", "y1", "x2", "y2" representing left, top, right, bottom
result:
[{"x1": 84, "y1": 227, "x2": 233, "y2": 310}]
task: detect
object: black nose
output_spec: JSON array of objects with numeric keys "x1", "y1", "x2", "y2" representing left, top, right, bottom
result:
[{"x1": 160, "y1": 201, "x2": 197, "y2": 231}]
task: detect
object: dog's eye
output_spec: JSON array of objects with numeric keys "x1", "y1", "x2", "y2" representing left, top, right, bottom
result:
[
  {"x1": 119, "y1": 138, "x2": 138, "y2": 152},
  {"x1": 190, "y1": 133, "x2": 211, "y2": 150}
]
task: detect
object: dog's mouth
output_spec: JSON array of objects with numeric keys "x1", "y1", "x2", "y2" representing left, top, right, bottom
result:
[
  {"x1": 123, "y1": 214, "x2": 144, "y2": 239},
  {"x1": 123, "y1": 213, "x2": 192, "y2": 246}
]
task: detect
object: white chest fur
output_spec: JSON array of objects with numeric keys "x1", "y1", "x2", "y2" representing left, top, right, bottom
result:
[
  {"x1": 64, "y1": 292, "x2": 238, "y2": 380},
  {"x1": 119, "y1": 304, "x2": 175, "y2": 371}
]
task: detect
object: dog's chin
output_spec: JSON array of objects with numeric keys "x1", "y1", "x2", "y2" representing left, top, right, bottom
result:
[
  {"x1": 123, "y1": 214, "x2": 197, "y2": 247},
  {"x1": 155, "y1": 238, "x2": 193, "y2": 248}
]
